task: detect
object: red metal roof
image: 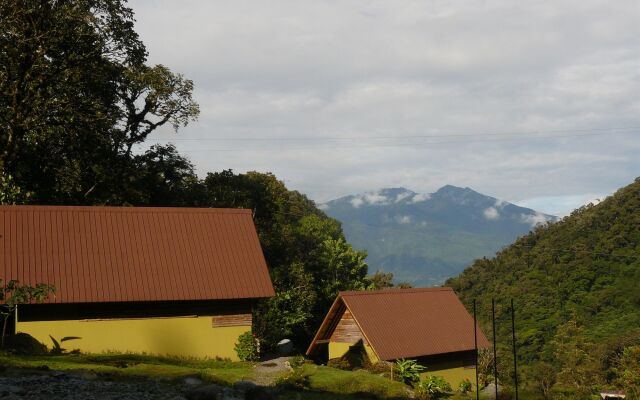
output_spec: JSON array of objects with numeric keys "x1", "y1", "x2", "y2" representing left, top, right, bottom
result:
[
  {"x1": 307, "y1": 287, "x2": 490, "y2": 360},
  {"x1": 0, "y1": 206, "x2": 275, "y2": 303}
]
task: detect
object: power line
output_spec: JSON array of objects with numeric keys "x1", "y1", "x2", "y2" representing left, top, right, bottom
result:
[
  {"x1": 147, "y1": 125, "x2": 640, "y2": 142},
  {"x1": 141, "y1": 128, "x2": 639, "y2": 153}
]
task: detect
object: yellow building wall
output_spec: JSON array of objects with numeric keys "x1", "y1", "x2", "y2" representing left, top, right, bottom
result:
[
  {"x1": 328, "y1": 341, "x2": 379, "y2": 364},
  {"x1": 419, "y1": 359, "x2": 476, "y2": 389},
  {"x1": 16, "y1": 316, "x2": 249, "y2": 361}
]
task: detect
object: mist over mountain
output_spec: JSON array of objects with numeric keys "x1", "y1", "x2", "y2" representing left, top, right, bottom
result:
[{"x1": 321, "y1": 185, "x2": 558, "y2": 285}]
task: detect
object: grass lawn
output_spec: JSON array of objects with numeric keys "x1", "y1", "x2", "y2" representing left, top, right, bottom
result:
[
  {"x1": 0, "y1": 352, "x2": 255, "y2": 385},
  {"x1": 288, "y1": 364, "x2": 411, "y2": 399},
  {"x1": 0, "y1": 353, "x2": 412, "y2": 399}
]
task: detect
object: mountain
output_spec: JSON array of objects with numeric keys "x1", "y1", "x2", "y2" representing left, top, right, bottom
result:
[
  {"x1": 321, "y1": 185, "x2": 557, "y2": 285},
  {"x1": 447, "y1": 178, "x2": 640, "y2": 391}
]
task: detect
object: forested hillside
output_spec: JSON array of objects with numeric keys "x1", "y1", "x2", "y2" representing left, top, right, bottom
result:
[{"x1": 448, "y1": 177, "x2": 640, "y2": 397}]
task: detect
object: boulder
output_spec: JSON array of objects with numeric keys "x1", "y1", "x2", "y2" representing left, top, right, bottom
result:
[
  {"x1": 183, "y1": 376, "x2": 203, "y2": 386},
  {"x1": 184, "y1": 383, "x2": 225, "y2": 400},
  {"x1": 245, "y1": 386, "x2": 275, "y2": 400},
  {"x1": 275, "y1": 339, "x2": 293, "y2": 356},
  {"x1": 233, "y1": 380, "x2": 257, "y2": 393}
]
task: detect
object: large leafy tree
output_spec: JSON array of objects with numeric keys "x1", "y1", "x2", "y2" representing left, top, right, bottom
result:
[
  {"x1": 0, "y1": 0, "x2": 198, "y2": 204},
  {"x1": 202, "y1": 171, "x2": 369, "y2": 349}
]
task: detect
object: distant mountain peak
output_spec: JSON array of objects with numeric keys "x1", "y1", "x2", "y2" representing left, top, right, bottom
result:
[
  {"x1": 322, "y1": 185, "x2": 558, "y2": 286},
  {"x1": 326, "y1": 187, "x2": 430, "y2": 208}
]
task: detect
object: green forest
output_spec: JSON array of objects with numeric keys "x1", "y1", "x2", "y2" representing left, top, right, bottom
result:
[{"x1": 448, "y1": 178, "x2": 640, "y2": 398}]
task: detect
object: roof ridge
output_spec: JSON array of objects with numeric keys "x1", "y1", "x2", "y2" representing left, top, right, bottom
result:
[
  {"x1": 339, "y1": 287, "x2": 453, "y2": 297},
  {"x1": 0, "y1": 205, "x2": 253, "y2": 214}
]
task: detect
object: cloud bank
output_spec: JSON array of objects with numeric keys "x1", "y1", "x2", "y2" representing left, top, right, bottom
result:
[{"x1": 129, "y1": 0, "x2": 640, "y2": 216}]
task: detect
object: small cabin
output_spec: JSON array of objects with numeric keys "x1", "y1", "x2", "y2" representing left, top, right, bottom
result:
[
  {"x1": 1, "y1": 206, "x2": 274, "y2": 360},
  {"x1": 307, "y1": 288, "x2": 490, "y2": 387}
]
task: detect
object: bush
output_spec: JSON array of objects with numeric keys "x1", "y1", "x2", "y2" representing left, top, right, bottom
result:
[
  {"x1": 275, "y1": 367, "x2": 310, "y2": 390},
  {"x1": 367, "y1": 361, "x2": 394, "y2": 377},
  {"x1": 327, "y1": 357, "x2": 352, "y2": 370},
  {"x1": 395, "y1": 358, "x2": 425, "y2": 386},
  {"x1": 3, "y1": 333, "x2": 48, "y2": 355},
  {"x1": 415, "y1": 375, "x2": 452, "y2": 400},
  {"x1": 234, "y1": 331, "x2": 259, "y2": 361},
  {"x1": 327, "y1": 343, "x2": 373, "y2": 371},
  {"x1": 458, "y1": 378, "x2": 473, "y2": 394}
]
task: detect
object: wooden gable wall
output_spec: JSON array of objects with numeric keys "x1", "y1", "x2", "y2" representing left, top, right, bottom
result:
[{"x1": 330, "y1": 309, "x2": 368, "y2": 344}]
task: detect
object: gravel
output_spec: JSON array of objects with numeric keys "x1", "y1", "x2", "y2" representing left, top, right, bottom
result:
[
  {"x1": 0, "y1": 368, "x2": 276, "y2": 400},
  {"x1": 0, "y1": 369, "x2": 192, "y2": 400}
]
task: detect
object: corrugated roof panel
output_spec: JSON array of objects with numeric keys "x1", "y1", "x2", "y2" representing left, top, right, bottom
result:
[
  {"x1": 0, "y1": 206, "x2": 275, "y2": 303},
  {"x1": 319, "y1": 288, "x2": 490, "y2": 360}
]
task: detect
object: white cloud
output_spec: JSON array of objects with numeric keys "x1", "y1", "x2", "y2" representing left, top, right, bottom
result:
[
  {"x1": 494, "y1": 199, "x2": 507, "y2": 208},
  {"x1": 411, "y1": 193, "x2": 432, "y2": 203},
  {"x1": 350, "y1": 197, "x2": 364, "y2": 208},
  {"x1": 395, "y1": 191, "x2": 413, "y2": 203},
  {"x1": 363, "y1": 191, "x2": 389, "y2": 205},
  {"x1": 396, "y1": 215, "x2": 412, "y2": 224},
  {"x1": 521, "y1": 212, "x2": 550, "y2": 227},
  {"x1": 317, "y1": 203, "x2": 329, "y2": 210},
  {"x1": 483, "y1": 207, "x2": 500, "y2": 220},
  {"x1": 517, "y1": 193, "x2": 609, "y2": 216}
]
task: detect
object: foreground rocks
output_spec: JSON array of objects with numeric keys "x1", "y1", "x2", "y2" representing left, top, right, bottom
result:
[{"x1": 0, "y1": 368, "x2": 275, "y2": 400}]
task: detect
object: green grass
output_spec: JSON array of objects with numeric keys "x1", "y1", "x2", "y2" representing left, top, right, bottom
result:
[
  {"x1": 0, "y1": 353, "x2": 254, "y2": 385},
  {"x1": 295, "y1": 364, "x2": 411, "y2": 399}
]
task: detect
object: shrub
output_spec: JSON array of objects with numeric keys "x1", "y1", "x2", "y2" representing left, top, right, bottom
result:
[
  {"x1": 327, "y1": 343, "x2": 373, "y2": 371},
  {"x1": 415, "y1": 375, "x2": 452, "y2": 400},
  {"x1": 2, "y1": 333, "x2": 48, "y2": 355},
  {"x1": 275, "y1": 367, "x2": 310, "y2": 390},
  {"x1": 234, "y1": 331, "x2": 259, "y2": 361},
  {"x1": 327, "y1": 357, "x2": 352, "y2": 370},
  {"x1": 49, "y1": 335, "x2": 81, "y2": 355},
  {"x1": 458, "y1": 378, "x2": 473, "y2": 394},
  {"x1": 395, "y1": 358, "x2": 425, "y2": 386}
]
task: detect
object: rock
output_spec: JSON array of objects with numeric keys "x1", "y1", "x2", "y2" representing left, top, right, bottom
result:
[
  {"x1": 184, "y1": 383, "x2": 225, "y2": 400},
  {"x1": 76, "y1": 371, "x2": 99, "y2": 381},
  {"x1": 245, "y1": 386, "x2": 275, "y2": 400},
  {"x1": 221, "y1": 387, "x2": 243, "y2": 400},
  {"x1": 275, "y1": 339, "x2": 293, "y2": 356},
  {"x1": 183, "y1": 376, "x2": 203, "y2": 386},
  {"x1": 233, "y1": 380, "x2": 257, "y2": 393},
  {"x1": 0, "y1": 384, "x2": 26, "y2": 395}
]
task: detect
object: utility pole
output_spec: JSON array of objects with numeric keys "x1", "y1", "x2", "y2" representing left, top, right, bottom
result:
[
  {"x1": 511, "y1": 299, "x2": 519, "y2": 400},
  {"x1": 492, "y1": 298, "x2": 498, "y2": 400},
  {"x1": 474, "y1": 299, "x2": 479, "y2": 400}
]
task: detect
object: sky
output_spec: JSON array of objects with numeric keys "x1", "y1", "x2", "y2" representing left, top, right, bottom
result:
[{"x1": 129, "y1": 0, "x2": 640, "y2": 216}]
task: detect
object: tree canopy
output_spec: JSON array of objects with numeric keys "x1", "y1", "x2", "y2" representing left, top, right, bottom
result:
[{"x1": 1, "y1": 0, "x2": 198, "y2": 204}]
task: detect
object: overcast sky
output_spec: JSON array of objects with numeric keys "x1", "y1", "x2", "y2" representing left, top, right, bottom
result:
[{"x1": 129, "y1": 0, "x2": 639, "y2": 216}]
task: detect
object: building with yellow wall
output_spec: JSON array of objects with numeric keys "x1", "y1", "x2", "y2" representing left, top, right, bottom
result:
[
  {"x1": 307, "y1": 288, "x2": 490, "y2": 389},
  {"x1": 1, "y1": 206, "x2": 275, "y2": 361}
]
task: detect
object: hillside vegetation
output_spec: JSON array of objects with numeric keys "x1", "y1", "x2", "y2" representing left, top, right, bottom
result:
[{"x1": 448, "y1": 177, "x2": 640, "y2": 397}]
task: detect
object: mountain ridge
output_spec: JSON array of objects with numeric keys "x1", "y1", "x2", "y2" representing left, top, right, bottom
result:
[{"x1": 322, "y1": 185, "x2": 557, "y2": 285}]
